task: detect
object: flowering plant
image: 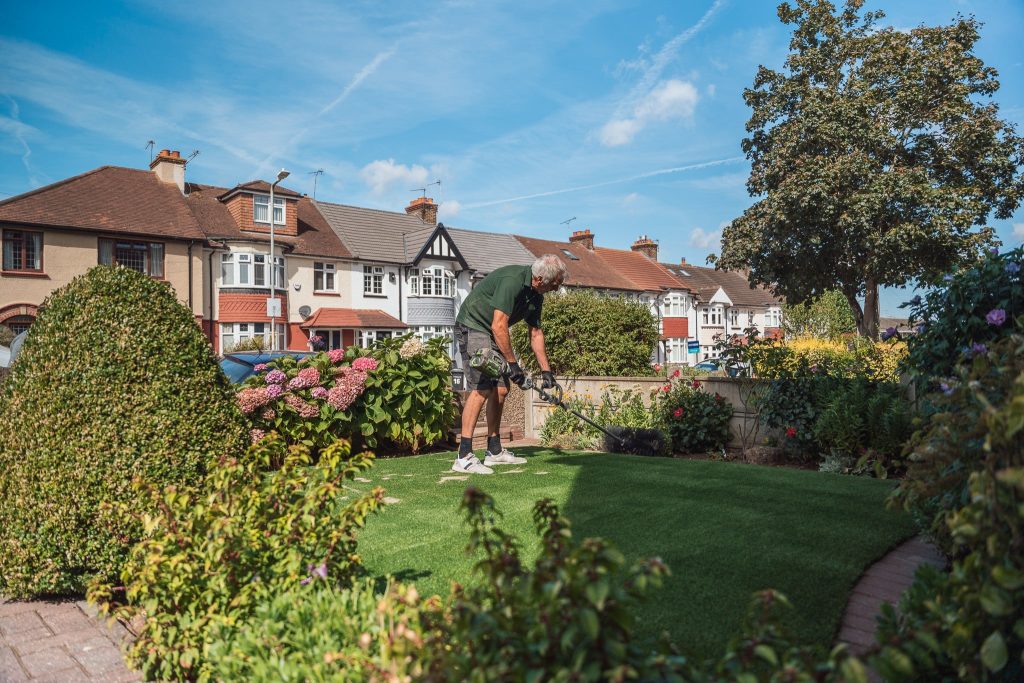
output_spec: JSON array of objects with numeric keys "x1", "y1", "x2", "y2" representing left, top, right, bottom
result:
[{"x1": 651, "y1": 373, "x2": 732, "y2": 453}]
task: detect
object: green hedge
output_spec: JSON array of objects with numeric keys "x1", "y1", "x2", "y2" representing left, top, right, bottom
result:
[{"x1": 0, "y1": 266, "x2": 247, "y2": 597}]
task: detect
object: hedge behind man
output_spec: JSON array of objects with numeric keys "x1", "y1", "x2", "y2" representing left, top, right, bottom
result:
[{"x1": 452, "y1": 254, "x2": 567, "y2": 474}]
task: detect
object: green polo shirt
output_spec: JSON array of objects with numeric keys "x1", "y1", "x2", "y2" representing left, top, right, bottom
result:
[{"x1": 456, "y1": 265, "x2": 544, "y2": 334}]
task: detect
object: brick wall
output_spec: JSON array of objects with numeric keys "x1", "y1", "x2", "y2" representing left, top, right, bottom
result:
[{"x1": 223, "y1": 193, "x2": 299, "y2": 236}]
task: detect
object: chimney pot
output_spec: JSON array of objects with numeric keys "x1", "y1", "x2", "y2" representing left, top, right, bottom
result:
[
  {"x1": 405, "y1": 196, "x2": 437, "y2": 225},
  {"x1": 150, "y1": 146, "x2": 187, "y2": 194},
  {"x1": 170, "y1": 150, "x2": 180, "y2": 158},
  {"x1": 631, "y1": 235, "x2": 659, "y2": 261},
  {"x1": 159, "y1": 149, "x2": 170, "y2": 157},
  {"x1": 568, "y1": 228, "x2": 595, "y2": 250}
]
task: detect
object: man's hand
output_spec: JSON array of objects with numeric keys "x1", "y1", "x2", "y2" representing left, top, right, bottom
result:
[
  {"x1": 541, "y1": 370, "x2": 560, "y2": 391},
  {"x1": 507, "y1": 362, "x2": 527, "y2": 387}
]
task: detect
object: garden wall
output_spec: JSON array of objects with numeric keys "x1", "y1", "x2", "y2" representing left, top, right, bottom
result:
[{"x1": 524, "y1": 376, "x2": 772, "y2": 449}]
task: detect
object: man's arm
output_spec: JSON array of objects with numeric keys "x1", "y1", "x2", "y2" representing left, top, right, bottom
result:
[
  {"x1": 530, "y1": 325, "x2": 551, "y2": 372},
  {"x1": 490, "y1": 309, "x2": 518, "y2": 363}
]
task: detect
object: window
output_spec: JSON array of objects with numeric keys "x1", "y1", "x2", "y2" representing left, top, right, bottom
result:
[
  {"x1": 357, "y1": 329, "x2": 393, "y2": 348},
  {"x1": 253, "y1": 195, "x2": 285, "y2": 225},
  {"x1": 701, "y1": 305, "x2": 723, "y2": 326},
  {"x1": 666, "y1": 338, "x2": 687, "y2": 363},
  {"x1": 412, "y1": 266, "x2": 455, "y2": 297},
  {"x1": 414, "y1": 325, "x2": 452, "y2": 342},
  {"x1": 363, "y1": 265, "x2": 384, "y2": 295},
  {"x1": 220, "y1": 322, "x2": 284, "y2": 353},
  {"x1": 312, "y1": 329, "x2": 343, "y2": 350},
  {"x1": 221, "y1": 252, "x2": 282, "y2": 288},
  {"x1": 5, "y1": 315, "x2": 34, "y2": 335},
  {"x1": 314, "y1": 262, "x2": 336, "y2": 292},
  {"x1": 701, "y1": 345, "x2": 720, "y2": 360},
  {"x1": 560, "y1": 248, "x2": 579, "y2": 261},
  {"x1": 662, "y1": 293, "x2": 687, "y2": 317},
  {"x1": 2, "y1": 230, "x2": 42, "y2": 272},
  {"x1": 99, "y1": 239, "x2": 164, "y2": 277},
  {"x1": 730, "y1": 308, "x2": 740, "y2": 327},
  {"x1": 765, "y1": 309, "x2": 781, "y2": 327}
]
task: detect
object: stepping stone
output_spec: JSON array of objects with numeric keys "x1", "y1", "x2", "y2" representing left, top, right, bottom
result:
[
  {"x1": 439, "y1": 476, "x2": 468, "y2": 482},
  {"x1": 383, "y1": 497, "x2": 401, "y2": 504},
  {"x1": 354, "y1": 477, "x2": 371, "y2": 483},
  {"x1": 499, "y1": 468, "x2": 525, "y2": 474}
]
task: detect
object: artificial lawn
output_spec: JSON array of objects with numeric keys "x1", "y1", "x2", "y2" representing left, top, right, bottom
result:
[{"x1": 347, "y1": 447, "x2": 917, "y2": 660}]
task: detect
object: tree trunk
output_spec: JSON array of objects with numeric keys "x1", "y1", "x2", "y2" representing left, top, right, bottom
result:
[
  {"x1": 844, "y1": 289, "x2": 864, "y2": 336},
  {"x1": 861, "y1": 278, "x2": 880, "y2": 339}
]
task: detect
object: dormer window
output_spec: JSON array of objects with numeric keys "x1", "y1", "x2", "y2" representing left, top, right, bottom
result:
[{"x1": 253, "y1": 195, "x2": 285, "y2": 225}]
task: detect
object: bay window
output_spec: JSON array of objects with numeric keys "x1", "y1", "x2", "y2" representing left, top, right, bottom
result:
[
  {"x1": 221, "y1": 252, "x2": 283, "y2": 288},
  {"x1": 701, "y1": 306, "x2": 724, "y2": 326},
  {"x1": 410, "y1": 266, "x2": 455, "y2": 297},
  {"x1": 666, "y1": 338, "x2": 687, "y2": 363},
  {"x1": 662, "y1": 293, "x2": 688, "y2": 317},
  {"x1": 220, "y1": 322, "x2": 284, "y2": 353}
]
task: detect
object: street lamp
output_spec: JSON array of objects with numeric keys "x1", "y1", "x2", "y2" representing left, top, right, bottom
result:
[{"x1": 269, "y1": 168, "x2": 289, "y2": 350}]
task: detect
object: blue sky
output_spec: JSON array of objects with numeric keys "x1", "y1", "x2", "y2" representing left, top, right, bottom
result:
[{"x1": 2, "y1": 0, "x2": 1022, "y2": 315}]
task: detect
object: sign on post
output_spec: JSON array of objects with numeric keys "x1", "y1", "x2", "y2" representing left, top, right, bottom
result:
[
  {"x1": 266, "y1": 297, "x2": 281, "y2": 317},
  {"x1": 687, "y1": 339, "x2": 700, "y2": 354}
]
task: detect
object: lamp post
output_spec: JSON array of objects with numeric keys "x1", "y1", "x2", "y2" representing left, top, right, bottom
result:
[{"x1": 269, "y1": 168, "x2": 289, "y2": 350}]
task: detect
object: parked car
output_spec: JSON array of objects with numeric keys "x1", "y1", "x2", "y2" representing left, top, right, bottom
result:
[
  {"x1": 693, "y1": 359, "x2": 750, "y2": 377},
  {"x1": 219, "y1": 351, "x2": 313, "y2": 384},
  {"x1": 693, "y1": 360, "x2": 720, "y2": 372}
]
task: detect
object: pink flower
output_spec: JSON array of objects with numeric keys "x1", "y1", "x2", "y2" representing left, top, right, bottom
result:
[
  {"x1": 352, "y1": 357, "x2": 378, "y2": 372},
  {"x1": 261, "y1": 408, "x2": 276, "y2": 420},
  {"x1": 237, "y1": 387, "x2": 271, "y2": 414},
  {"x1": 265, "y1": 369, "x2": 287, "y2": 385},
  {"x1": 254, "y1": 363, "x2": 269, "y2": 373},
  {"x1": 653, "y1": 363, "x2": 662, "y2": 373},
  {"x1": 662, "y1": 385, "x2": 671, "y2": 392},
  {"x1": 288, "y1": 367, "x2": 321, "y2": 390},
  {"x1": 326, "y1": 368, "x2": 369, "y2": 411},
  {"x1": 673, "y1": 407, "x2": 683, "y2": 419},
  {"x1": 265, "y1": 383, "x2": 283, "y2": 399},
  {"x1": 328, "y1": 348, "x2": 346, "y2": 364},
  {"x1": 284, "y1": 393, "x2": 320, "y2": 418},
  {"x1": 311, "y1": 386, "x2": 329, "y2": 400},
  {"x1": 785, "y1": 427, "x2": 797, "y2": 439},
  {"x1": 691, "y1": 380, "x2": 701, "y2": 389},
  {"x1": 250, "y1": 428, "x2": 266, "y2": 444},
  {"x1": 671, "y1": 369, "x2": 680, "y2": 378}
]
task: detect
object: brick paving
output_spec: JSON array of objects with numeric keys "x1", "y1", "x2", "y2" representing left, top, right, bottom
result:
[
  {"x1": 0, "y1": 599, "x2": 139, "y2": 682},
  {"x1": 836, "y1": 535, "x2": 945, "y2": 681}
]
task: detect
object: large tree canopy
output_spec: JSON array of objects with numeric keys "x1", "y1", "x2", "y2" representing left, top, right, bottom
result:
[{"x1": 716, "y1": 0, "x2": 1024, "y2": 338}]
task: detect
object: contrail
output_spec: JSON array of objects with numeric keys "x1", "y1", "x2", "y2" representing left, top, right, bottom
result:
[{"x1": 462, "y1": 156, "x2": 745, "y2": 209}]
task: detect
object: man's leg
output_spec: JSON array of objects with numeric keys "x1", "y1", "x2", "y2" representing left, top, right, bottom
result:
[
  {"x1": 452, "y1": 325, "x2": 495, "y2": 474},
  {"x1": 483, "y1": 380, "x2": 527, "y2": 465}
]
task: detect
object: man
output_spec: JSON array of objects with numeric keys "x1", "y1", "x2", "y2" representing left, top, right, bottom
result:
[{"x1": 452, "y1": 254, "x2": 567, "y2": 474}]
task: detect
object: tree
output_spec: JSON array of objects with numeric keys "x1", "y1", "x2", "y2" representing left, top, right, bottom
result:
[
  {"x1": 715, "y1": 0, "x2": 1024, "y2": 338},
  {"x1": 783, "y1": 289, "x2": 856, "y2": 338}
]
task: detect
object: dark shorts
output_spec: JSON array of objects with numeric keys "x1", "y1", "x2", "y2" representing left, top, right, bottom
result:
[{"x1": 456, "y1": 324, "x2": 510, "y2": 392}]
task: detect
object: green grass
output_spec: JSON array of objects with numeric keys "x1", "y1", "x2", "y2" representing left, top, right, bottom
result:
[{"x1": 347, "y1": 447, "x2": 916, "y2": 660}]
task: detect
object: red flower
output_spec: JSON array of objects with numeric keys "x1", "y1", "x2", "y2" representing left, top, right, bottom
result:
[
  {"x1": 715, "y1": 393, "x2": 724, "y2": 402},
  {"x1": 691, "y1": 380, "x2": 701, "y2": 389},
  {"x1": 662, "y1": 385, "x2": 671, "y2": 392},
  {"x1": 785, "y1": 427, "x2": 797, "y2": 438},
  {"x1": 671, "y1": 369, "x2": 681, "y2": 378},
  {"x1": 673, "y1": 407, "x2": 684, "y2": 418}
]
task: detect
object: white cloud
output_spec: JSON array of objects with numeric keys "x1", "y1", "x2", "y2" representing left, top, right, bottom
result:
[
  {"x1": 690, "y1": 226, "x2": 722, "y2": 249},
  {"x1": 600, "y1": 79, "x2": 698, "y2": 146},
  {"x1": 439, "y1": 199, "x2": 461, "y2": 220},
  {"x1": 1014, "y1": 223, "x2": 1024, "y2": 241},
  {"x1": 623, "y1": 192, "x2": 640, "y2": 204},
  {"x1": 359, "y1": 159, "x2": 430, "y2": 196}
]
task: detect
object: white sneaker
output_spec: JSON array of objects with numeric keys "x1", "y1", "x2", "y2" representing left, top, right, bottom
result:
[
  {"x1": 452, "y1": 455, "x2": 493, "y2": 475},
  {"x1": 484, "y1": 449, "x2": 528, "y2": 466}
]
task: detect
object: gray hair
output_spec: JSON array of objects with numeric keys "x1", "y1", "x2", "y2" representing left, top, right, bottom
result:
[{"x1": 532, "y1": 254, "x2": 568, "y2": 285}]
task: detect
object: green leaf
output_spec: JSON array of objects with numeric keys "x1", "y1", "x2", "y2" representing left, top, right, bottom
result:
[
  {"x1": 980, "y1": 630, "x2": 1008, "y2": 672},
  {"x1": 578, "y1": 608, "x2": 599, "y2": 639},
  {"x1": 754, "y1": 644, "x2": 778, "y2": 666}
]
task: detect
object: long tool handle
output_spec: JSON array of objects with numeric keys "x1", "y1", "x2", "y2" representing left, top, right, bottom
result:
[{"x1": 526, "y1": 379, "x2": 625, "y2": 445}]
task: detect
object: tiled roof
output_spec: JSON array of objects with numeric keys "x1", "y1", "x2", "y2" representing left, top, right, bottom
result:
[
  {"x1": 594, "y1": 247, "x2": 689, "y2": 292},
  {"x1": 514, "y1": 235, "x2": 643, "y2": 291},
  {"x1": 184, "y1": 184, "x2": 351, "y2": 259},
  {"x1": 661, "y1": 261, "x2": 783, "y2": 307},
  {"x1": 446, "y1": 227, "x2": 536, "y2": 274},
  {"x1": 0, "y1": 166, "x2": 206, "y2": 239},
  {"x1": 300, "y1": 308, "x2": 408, "y2": 329},
  {"x1": 316, "y1": 201, "x2": 429, "y2": 263},
  {"x1": 217, "y1": 180, "x2": 302, "y2": 200}
]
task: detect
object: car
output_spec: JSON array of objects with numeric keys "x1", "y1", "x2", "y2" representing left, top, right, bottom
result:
[
  {"x1": 692, "y1": 359, "x2": 751, "y2": 377},
  {"x1": 219, "y1": 351, "x2": 313, "y2": 384},
  {"x1": 693, "y1": 360, "x2": 720, "y2": 372}
]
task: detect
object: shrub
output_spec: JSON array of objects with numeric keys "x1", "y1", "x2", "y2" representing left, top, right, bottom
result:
[
  {"x1": 239, "y1": 334, "x2": 457, "y2": 454},
  {"x1": 0, "y1": 266, "x2": 247, "y2": 597},
  {"x1": 652, "y1": 374, "x2": 733, "y2": 453},
  {"x1": 88, "y1": 435, "x2": 384, "y2": 681},
  {"x1": 540, "y1": 385, "x2": 657, "y2": 452},
  {"x1": 902, "y1": 245, "x2": 1023, "y2": 379},
  {"x1": 877, "y1": 334, "x2": 1024, "y2": 681},
  {"x1": 511, "y1": 289, "x2": 660, "y2": 376}
]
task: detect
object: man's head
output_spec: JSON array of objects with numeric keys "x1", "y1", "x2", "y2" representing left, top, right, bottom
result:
[{"x1": 531, "y1": 254, "x2": 567, "y2": 293}]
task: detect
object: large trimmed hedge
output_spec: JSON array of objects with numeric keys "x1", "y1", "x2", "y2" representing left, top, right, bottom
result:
[{"x1": 0, "y1": 266, "x2": 247, "y2": 597}]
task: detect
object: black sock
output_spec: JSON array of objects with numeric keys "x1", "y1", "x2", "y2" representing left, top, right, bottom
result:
[
  {"x1": 459, "y1": 436, "x2": 474, "y2": 459},
  {"x1": 487, "y1": 435, "x2": 501, "y2": 455}
]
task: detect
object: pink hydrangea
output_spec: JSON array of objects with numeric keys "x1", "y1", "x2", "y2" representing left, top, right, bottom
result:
[
  {"x1": 284, "y1": 393, "x2": 320, "y2": 418},
  {"x1": 288, "y1": 367, "x2": 321, "y2": 390},
  {"x1": 311, "y1": 386, "x2": 329, "y2": 400},
  {"x1": 261, "y1": 408, "x2": 276, "y2": 420},
  {"x1": 250, "y1": 428, "x2": 266, "y2": 444},
  {"x1": 328, "y1": 348, "x2": 346, "y2": 364},
  {"x1": 327, "y1": 368, "x2": 369, "y2": 411},
  {"x1": 265, "y1": 369, "x2": 287, "y2": 385},
  {"x1": 265, "y1": 383, "x2": 283, "y2": 399},
  {"x1": 254, "y1": 363, "x2": 269, "y2": 373},
  {"x1": 237, "y1": 387, "x2": 271, "y2": 414},
  {"x1": 352, "y1": 357, "x2": 378, "y2": 372}
]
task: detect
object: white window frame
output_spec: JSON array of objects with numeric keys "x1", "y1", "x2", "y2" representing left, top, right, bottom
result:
[
  {"x1": 314, "y1": 262, "x2": 336, "y2": 292},
  {"x1": 765, "y1": 309, "x2": 781, "y2": 327},
  {"x1": 357, "y1": 329, "x2": 394, "y2": 348},
  {"x1": 363, "y1": 265, "x2": 385, "y2": 295},
  {"x1": 666, "y1": 338, "x2": 687, "y2": 363},
  {"x1": 220, "y1": 322, "x2": 284, "y2": 354},
  {"x1": 662, "y1": 293, "x2": 687, "y2": 317},
  {"x1": 253, "y1": 195, "x2": 285, "y2": 225},
  {"x1": 415, "y1": 265, "x2": 456, "y2": 298},
  {"x1": 408, "y1": 268, "x2": 419, "y2": 296},
  {"x1": 730, "y1": 308, "x2": 740, "y2": 327},
  {"x1": 220, "y1": 252, "x2": 282, "y2": 288},
  {"x1": 701, "y1": 306, "x2": 724, "y2": 326}
]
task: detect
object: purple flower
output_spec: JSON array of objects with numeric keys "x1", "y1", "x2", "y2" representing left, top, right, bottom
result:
[
  {"x1": 265, "y1": 383, "x2": 283, "y2": 399},
  {"x1": 265, "y1": 369, "x2": 287, "y2": 385},
  {"x1": 986, "y1": 308, "x2": 1007, "y2": 326},
  {"x1": 971, "y1": 342, "x2": 988, "y2": 356},
  {"x1": 939, "y1": 382, "x2": 954, "y2": 396},
  {"x1": 311, "y1": 563, "x2": 328, "y2": 580},
  {"x1": 880, "y1": 327, "x2": 897, "y2": 341},
  {"x1": 254, "y1": 363, "x2": 269, "y2": 373},
  {"x1": 989, "y1": 247, "x2": 1000, "y2": 256},
  {"x1": 1007, "y1": 262, "x2": 1021, "y2": 275},
  {"x1": 311, "y1": 386, "x2": 329, "y2": 399}
]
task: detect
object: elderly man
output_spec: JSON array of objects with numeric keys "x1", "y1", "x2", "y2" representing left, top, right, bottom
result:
[{"x1": 452, "y1": 254, "x2": 567, "y2": 474}]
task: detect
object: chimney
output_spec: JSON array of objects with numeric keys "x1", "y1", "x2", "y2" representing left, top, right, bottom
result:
[
  {"x1": 631, "y1": 234, "x2": 658, "y2": 261},
  {"x1": 405, "y1": 196, "x2": 438, "y2": 225},
  {"x1": 568, "y1": 228, "x2": 594, "y2": 250},
  {"x1": 150, "y1": 149, "x2": 186, "y2": 193},
  {"x1": 680, "y1": 256, "x2": 687, "y2": 264}
]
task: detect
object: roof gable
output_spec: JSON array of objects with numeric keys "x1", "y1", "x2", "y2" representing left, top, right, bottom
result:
[{"x1": 409, "y1": 223, "x2": 468, "y2": 269}]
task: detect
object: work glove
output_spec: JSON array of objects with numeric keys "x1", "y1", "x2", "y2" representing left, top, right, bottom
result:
[
  {"x1": 541, "y1": 370, "x2": 560, "y2": 391},
  {"x1": 507, "y1": 362, "x2": 527, "y2": 388}
]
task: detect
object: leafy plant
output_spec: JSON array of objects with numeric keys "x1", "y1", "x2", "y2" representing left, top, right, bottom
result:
[
  {"x1": 88, "y1": 435, "x2": 384, "y2": 681},
  {"x1": 652, "y1": 374, "x2": 733, "y2": 454},
  {"x1": 783, "y1": 289, "x2": 857, "y2": 339},
  {"x1": 0, "y1": 266, "x2": 247, "y2": 597},
  {"x1": 511, "y1": 289, "x2": 660, "y2": 376}
]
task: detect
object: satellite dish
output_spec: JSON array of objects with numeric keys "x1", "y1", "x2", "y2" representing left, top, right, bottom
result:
[{"x1": 298, "y1": 305, "x2": 312, "y2": 319}]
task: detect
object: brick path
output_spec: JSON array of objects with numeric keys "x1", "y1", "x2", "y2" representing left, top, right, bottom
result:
[
  {"x1": 837, "y1": 535, "x2": 945, "y2": 680},
  {"x1": 0, "y1": 599, "x2": 139, "y2": 682}
]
